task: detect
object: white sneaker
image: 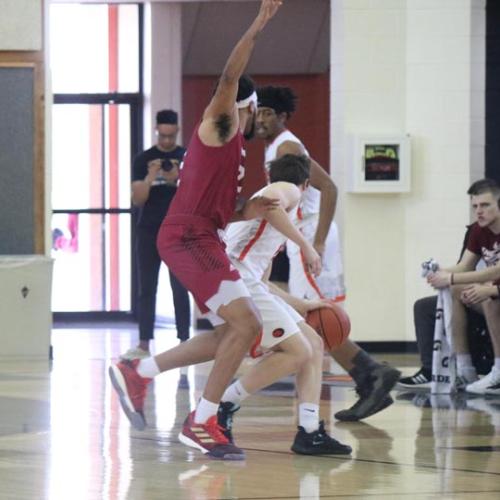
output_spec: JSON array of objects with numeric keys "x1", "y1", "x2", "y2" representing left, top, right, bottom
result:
[
  {"x1": 455, "y1": 367, "x2": 478, "y2": 391},
  {"x1": 119, "y1": 347, "x2": 150, "y2": 361},
  {"x1": 466, "y1": 367, "x2": 500, "y2": 395}
]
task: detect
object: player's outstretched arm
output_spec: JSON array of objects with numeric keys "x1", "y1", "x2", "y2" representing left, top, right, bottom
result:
[
  {"x1": 276, "y1": 141, "x2": 337, "y2": 256},
  {"x1": 199, "y1": 0, "x2": 282, "y2": 145},
  {"x1": 308, "y1": 158, "x2": 337, "y2": 254},
  {"x1": 261, "y1": 183, "x2": 321, "y2": 276},
  {"x1": 265, "y1": 275, "x2": 332, "y2": 316}
]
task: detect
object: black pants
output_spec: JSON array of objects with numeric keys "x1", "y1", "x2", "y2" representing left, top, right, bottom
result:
[
  {"x1": 414, "y1": 295, "x2": 493, "y2": 375},
  {"x1": 136, "y1": 226, "x2": 190, "y2": 342},
  {"x1": 414, "y1": 296, "x2": 437, "y2": 371}
]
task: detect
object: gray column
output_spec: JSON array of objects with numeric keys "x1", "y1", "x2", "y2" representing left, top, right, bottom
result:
[{"x1": 143, "y1": 2, "x2": 183, "y2": 146}]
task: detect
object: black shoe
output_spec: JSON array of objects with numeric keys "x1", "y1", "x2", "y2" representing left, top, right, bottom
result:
[
  {"x1": 291, "y1": 421, "x2": 352, "y2": 456},
  {"x1": 334, "y1": 365, "x2": 401, "y2": 421},
  {"x1": 397, "y1": 367, "x2": 431, "y2": 390},
  {"x1": 217, "y1": 402, "x2": 240, "y2": 443}
]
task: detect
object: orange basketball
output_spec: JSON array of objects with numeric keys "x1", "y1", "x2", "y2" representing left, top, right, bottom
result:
[{"x1": 306, "y1": 303, "x2": 351, "y2": 350}]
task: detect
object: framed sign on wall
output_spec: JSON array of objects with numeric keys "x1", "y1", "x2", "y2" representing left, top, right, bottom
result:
[{"x1": 347, "y1": 135, "x2": 411, "y2": 193}]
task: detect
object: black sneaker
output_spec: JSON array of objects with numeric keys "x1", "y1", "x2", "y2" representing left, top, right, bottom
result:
[
  {"x1": 334, "y1": 365, "x2": 401, "y2": 422},
  {"x1": 291, "y1": 421, "x2": 352, "y2": 456},
  {"x1": 397, "y1": 367, "x2": 431, "y2": 390},
  {"x1": 217, "y1": 402, "x2": 240, "y2": 443}
]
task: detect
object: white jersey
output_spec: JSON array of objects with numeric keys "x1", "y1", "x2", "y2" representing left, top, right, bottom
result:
[
  {"x1": 225, "y1": 186, "x2": 293, "y2": 280},
  {"x1": 264, "y1": 130, "x2": 345, "y2": 301},
  {"x1": 225, "y1": 185, "x2": 303, "y2": 351},
  {"x1": 264, "y1": 129, "x2": 320, "y2": 217}
]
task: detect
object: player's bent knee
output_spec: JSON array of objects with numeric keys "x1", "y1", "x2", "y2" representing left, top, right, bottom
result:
[
  {"x1": 231, "y1": 310, "x2": 262, "y2": 341},
  {"x1": 451, "y1": 285, "x2": 467, "y2": 300},
  {"x1": 295, "y1": 336, "x2": 314, "y2": 367},
  {"x1": 310, "y1": 334, "x2": 324, "y2": 357},
  {"x1": 300, "y1": 323, "x2": 324, "y2": 357}
]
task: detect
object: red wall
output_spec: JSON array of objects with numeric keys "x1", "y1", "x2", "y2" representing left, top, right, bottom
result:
[{"x1": 182, "y1": 73, "x2": 329, "y2": 198}]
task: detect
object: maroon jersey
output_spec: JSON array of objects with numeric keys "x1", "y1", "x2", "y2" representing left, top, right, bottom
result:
[
  {"x1": 166, "y1": 125, "x2": 245, "y2": 229},
  {"x1": 467, "y1": 222, "x2": 500, "y2": 267}
]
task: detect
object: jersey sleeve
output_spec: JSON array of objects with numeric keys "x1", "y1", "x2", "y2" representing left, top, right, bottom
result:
[{"x1": 465, "y1": 224, "x2": 482, "y2": 256}]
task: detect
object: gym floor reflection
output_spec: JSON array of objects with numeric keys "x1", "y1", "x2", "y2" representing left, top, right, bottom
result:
[{"x1": 1, "y1": 326, "x2": 499, "y2": 500}]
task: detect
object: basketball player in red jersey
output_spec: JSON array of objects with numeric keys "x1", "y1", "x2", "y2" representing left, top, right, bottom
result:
[{"x1": 109, "y1": 0, "x2": 286, "y2": 461}]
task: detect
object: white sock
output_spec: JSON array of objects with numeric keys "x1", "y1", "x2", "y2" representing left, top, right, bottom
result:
[
  {"x1": 194, "y1": 397, "x2": 219, "y2": 424},
  {"x1": 137, "y1": 357, "x2": 160, "y2": 378},
  {"x1": 494, "y1": 358, "x2": 500, "y2": 372},
  {"x1": 299, "y1": 403, "x2": 320, "y2": 433},
  {"x1": 456, "y1": 354, "x2": 473, "y2": 372},
  {"x1": 222, "y1": 380, "x2": 249, "y2": 407}
]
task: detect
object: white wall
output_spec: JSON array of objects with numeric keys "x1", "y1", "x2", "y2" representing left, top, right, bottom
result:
[
  {"x1": 331, "y1": 0, "x2": 486, "y2": 342},
  {"x1": 0, "y1": 0, "x2": 42, "y2": 50}
]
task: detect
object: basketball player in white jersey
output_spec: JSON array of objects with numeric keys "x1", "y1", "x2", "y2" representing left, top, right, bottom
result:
[
  {"x1": 217, "y1": 154, "x2": 351, "y2": 455},
  {"x1": 256, "y1": 86, "x2": 401, "y2": 421}
]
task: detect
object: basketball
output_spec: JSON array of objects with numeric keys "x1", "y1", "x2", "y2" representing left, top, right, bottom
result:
[{"x1": 306, "y1": 303, "x2": 351, "y2": 350}]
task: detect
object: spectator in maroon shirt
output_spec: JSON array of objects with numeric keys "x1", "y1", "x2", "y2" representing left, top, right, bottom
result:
[{"x1": 427, "y1": 179, "x2": 500, "y2": 396}]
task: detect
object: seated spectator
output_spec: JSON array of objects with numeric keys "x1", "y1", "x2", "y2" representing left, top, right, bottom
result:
[
  {"x1": 399, "y1": 223, "x2": 492, "y2": 389},
  {"x1": 398, "y1": 295, "x2": 493, "y2": 389},
  {"x1": 425, "y1": 179, "x2": 500, "y2": 395}
]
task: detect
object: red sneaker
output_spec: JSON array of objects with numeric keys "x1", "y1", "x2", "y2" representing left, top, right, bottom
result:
[
  {"x1": 178, "y1": 411, "x2": 246, "y2": 461},
  {"x1": 109, "y1": 359, "x2": 151, "y2": 430}
]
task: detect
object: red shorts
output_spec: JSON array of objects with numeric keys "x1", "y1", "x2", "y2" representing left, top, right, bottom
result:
[{"x1": 157, "y1": 214, "x2": 248, "y2": 314}]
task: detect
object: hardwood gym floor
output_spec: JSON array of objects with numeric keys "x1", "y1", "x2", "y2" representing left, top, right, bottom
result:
[{"x1": 1, "y1": 326, "x2": 499, "y2": 499}]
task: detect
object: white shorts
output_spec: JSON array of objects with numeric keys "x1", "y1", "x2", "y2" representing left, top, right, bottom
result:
[
  {"x1": 286, "y1": 213, "x2": 346, "y2": 301},
  {"x1": 204, "y1": 279, "x2": 252, "y2": 327},
  {"x1": 225, "y1": 260, "x2": 302, "y2": 350},
  {"x1": 204, "y1": 271, "x2": 301, "y2": 350}
]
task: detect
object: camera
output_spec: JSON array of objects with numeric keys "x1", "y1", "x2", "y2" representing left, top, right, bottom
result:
[{"x1": 161, "y1": 159, "x2": 175, "y2": 172}]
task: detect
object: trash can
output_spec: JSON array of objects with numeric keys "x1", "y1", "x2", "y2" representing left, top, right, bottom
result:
[{"x1": 0, "y1": 256, "x2": 53, "y2": 359}]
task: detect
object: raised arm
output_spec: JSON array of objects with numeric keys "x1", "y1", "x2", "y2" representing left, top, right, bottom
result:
[{"x1": 198, "y1": 0, "x2": 282, "y2": 146}]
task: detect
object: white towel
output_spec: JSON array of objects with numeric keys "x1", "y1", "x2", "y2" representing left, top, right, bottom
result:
[{"x1": 430, "y1": 289, "x2": 457, "y2": 394}]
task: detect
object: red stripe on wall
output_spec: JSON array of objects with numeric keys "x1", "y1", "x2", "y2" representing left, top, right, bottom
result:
[
  {"x1": 89, "y1": 106, "x2": 103, "y2": 310},
  {"x1": 108, "y1": 6, "x2": 119, "y2": 92},
  {"x1": 108, "y1": 5, "x2": 119, "y2": 310}
]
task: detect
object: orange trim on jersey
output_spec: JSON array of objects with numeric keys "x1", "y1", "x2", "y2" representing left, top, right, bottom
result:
[
  {"x1": 238, "y1": 220, "x2": 268, "y2": 261},
  {"x1": 332, "y1": 294, "x2": 346, "y2": 303},
  {"x1": 249, "y1": 330, "x2": 264, "y2": 358},
  {"x1": 297, "y1": 206, "x2": 303, "y2": 220},
  {"x1": 300, "y1": 249, "x2": 324, "y2": 299}
]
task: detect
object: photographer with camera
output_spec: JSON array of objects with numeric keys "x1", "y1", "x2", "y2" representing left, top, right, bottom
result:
[{"x1": 121, "y1": 109, "x2": 191, "y2": 361}]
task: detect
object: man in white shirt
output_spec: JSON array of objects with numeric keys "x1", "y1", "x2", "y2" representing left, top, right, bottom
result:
[{"x1": 256, "y1": 85, "x2": 401, "y2": 420}]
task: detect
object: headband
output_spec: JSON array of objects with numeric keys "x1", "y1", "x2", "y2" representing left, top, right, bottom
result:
[{"x1": 236, "y1": 91, "x2": 258, "y2": 109}]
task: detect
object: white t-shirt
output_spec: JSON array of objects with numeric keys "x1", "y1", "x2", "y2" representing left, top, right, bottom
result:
[{"x1": 264, "y1": 129, "x2": 320, "y2": 217}]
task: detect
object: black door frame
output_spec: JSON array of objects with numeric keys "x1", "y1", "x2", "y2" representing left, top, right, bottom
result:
[
  {"x1": 52, "y1": 94, "x2": 143, "y2": 322},
  {"x1": 52, "y1": 4, "x2": 144, "y2": 323}
]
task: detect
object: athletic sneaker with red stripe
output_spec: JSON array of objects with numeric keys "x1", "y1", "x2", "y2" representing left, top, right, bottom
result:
[
  {"x1": 178, "y1": 411, "x2": 246, "y2": 460},
  {"x1": 108, "y1": 359, "x2": 151, "y2": 430}
]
